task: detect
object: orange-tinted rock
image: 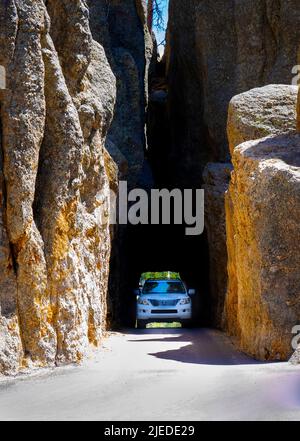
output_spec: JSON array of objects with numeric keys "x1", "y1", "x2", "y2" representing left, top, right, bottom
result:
[
  {"x1": 0, "y1": 0, "x2": 148, "y2": 375},
  {"x1": 226, "y1": 134, "x2": 300, "y2": 360},
  {"x1": 228, "y1": 85, "x2": 298, "y2": 155},
  {"x1": 225, "y1": 84, "x2": 300, "y2": 360}
]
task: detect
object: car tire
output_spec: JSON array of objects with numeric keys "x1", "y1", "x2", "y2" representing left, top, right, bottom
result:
[{"x1": 137, "y1": 320, "x2": 147, "y2": 329}]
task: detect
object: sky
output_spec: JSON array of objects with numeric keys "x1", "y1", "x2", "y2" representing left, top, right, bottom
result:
[{"x1": 153, "y1": 0, "x2": 169, "y2": 53}]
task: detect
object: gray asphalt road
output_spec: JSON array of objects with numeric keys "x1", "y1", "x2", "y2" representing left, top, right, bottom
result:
[{"x1": 0, "y1": 328, "x2": 299, "y2": 421}]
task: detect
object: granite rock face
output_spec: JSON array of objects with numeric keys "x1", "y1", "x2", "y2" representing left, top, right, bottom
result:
[
  {"x1": 225, "y1": 134, "x2": 300, "y2": 360},
  {"x1": 202, "y1": 163, "x2": 233, "y2": 328},
  {"x1": 0, "y1": 0, "x2": 148, "y2": 375},
  {"x1": 166, "y1": 0, "x2": 300, "y2": 185},
  {"x1": 225, "y1": 85, "x2": 299, "y2": 344},
  {"x1": 88, "y1": 0, "x2": 152, "y2": 188},
  {"x1": 203, "y1": 84, "x2": 298, "y2": 333},
  {"x1": 298, "y1": 85, "x2": 300, "y2": 131},
  {"x1": 228, "y1": 85, "x2": 298, "y2": 155},
  {"x1": 225, "y1": 84, "x2": 300, "y2": 360}
]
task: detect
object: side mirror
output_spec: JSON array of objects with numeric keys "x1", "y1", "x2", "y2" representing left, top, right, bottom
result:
[
  {"x1": 188, "y1": 289, "x2": 196, "y2": 296},
  {"x1": 134, "y1": 289, "x2": 140, "y2": 296}
]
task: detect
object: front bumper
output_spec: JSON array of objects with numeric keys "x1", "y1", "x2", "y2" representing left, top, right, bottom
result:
[{"x1": 137, "y1": 305, "x2": 192, "y2": 321}]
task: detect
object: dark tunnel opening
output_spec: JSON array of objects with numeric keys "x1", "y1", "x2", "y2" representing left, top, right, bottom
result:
[
  {"x1": 120, "y1": 222, "x2": 211, "y2": 328},
  {"x1": 111, "y1": 54, "x2": 213, "y2": 330}
]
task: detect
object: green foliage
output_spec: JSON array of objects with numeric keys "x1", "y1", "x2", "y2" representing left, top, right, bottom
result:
[
  {"x1": 147, "y1": 322, "x2": 182, "y2": 329},
  {"x1": 140, "y1": 271, "x2": 181, "y2": 284}
]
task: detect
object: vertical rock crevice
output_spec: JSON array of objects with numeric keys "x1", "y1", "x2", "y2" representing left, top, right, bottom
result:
[{"x1": 87, "y1": 0, "x2": 153, "y2": 328}]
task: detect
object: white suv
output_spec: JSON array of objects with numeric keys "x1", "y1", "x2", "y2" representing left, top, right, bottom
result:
[{"x1": 136, "y1": 279, "x2": 195, "y2": 328}]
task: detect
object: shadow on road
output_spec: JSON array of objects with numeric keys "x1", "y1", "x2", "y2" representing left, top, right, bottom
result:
[{"x1": 126, "y1": 328, "x2": 272, "y2": 366}]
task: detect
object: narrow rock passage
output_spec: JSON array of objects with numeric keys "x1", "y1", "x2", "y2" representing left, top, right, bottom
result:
[{"x1": 0, "y1": 329, "x2": 299, "y2": 421}]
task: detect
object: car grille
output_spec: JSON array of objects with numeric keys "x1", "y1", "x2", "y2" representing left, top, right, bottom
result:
[
  {"x1": 150, "y1": 299, "x2": 179, "y2": 307},
  {"x1": 151, "y1": 310, "x2": 178, "y2": 314}
]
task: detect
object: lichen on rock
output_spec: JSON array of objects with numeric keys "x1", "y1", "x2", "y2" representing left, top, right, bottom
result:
[
  {"x1": 225, "y1": 84, "x2": 300, "y2": 360},
  {"x1": 0, "y1": 0, "x2": 148, "y2": 375},
  {"x1": 227, "y1": 85, "x2": 298, "y2": 155}
]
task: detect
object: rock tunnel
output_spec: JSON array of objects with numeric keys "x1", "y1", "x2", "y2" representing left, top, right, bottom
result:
[
  {"x1": 0, "y1": 0, "x2": 299, "y2": 376},
  {"x1": 114, "y1": 52, "x2": 212, "y2": 329},
  {"x1": 106, "y1": 0, "x2": 300, "y2": 364}
]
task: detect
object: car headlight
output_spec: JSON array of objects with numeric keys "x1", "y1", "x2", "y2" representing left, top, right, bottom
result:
[
  {"x1": 138, "y1": 298, "x2": 150, "y2": 305},
  {"x1": 179, "y1": 298, "x2": 191, "y2": 305}
]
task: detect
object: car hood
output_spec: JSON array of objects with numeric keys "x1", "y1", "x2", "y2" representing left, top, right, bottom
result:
[{"x1": 140, "y1": 293, "x2": 188, "y2": 300}]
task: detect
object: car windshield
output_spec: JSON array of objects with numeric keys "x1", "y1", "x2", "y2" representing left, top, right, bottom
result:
[{"x1": 142, "y1": 281, "x2": 186, "y2": 294}]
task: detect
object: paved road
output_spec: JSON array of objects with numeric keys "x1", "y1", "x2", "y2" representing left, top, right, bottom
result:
[{"x1": 0, "y1": 328, "x2": 299, "y2": 421}]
